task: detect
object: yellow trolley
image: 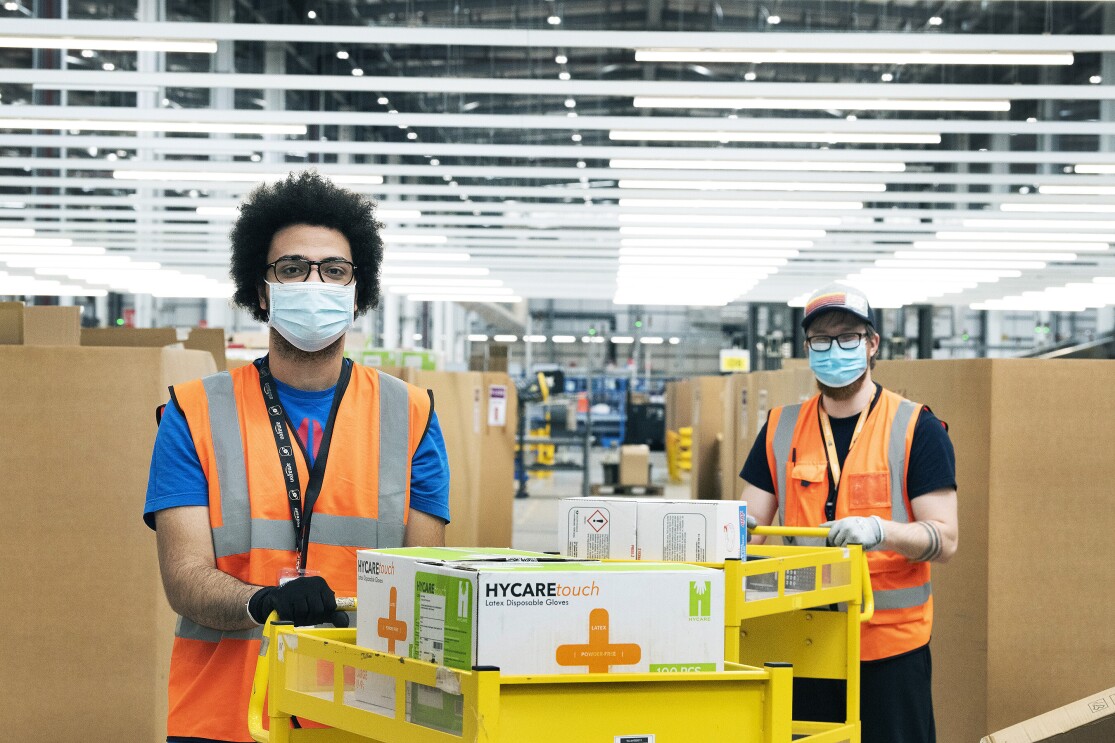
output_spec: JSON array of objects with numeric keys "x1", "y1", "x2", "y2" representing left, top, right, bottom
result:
[{"x1": 248, "y1": 527, "x2": 871, "y2": 743}]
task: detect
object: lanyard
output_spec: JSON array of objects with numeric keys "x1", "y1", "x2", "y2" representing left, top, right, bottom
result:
[
  {"x1": 256, "y1": 356, "x2": 351, "y2": 571},
  {"x1": 818, "y1": 404, "x2": 869, "y2": 491}
]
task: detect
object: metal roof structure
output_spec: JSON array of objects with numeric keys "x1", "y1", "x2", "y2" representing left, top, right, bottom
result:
[{"x1": 2, "y1": 0, "x2": 1115, "y2": 313}]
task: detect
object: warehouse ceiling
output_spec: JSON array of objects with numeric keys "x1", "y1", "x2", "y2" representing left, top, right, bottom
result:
[{"x1": 2, "y1": 0, "x2": 1115, "y2": 312}]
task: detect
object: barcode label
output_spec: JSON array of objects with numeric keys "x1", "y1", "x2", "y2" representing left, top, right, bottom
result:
[{"x1": 433, "y1": 641, "x2": 443, "y2": 650}]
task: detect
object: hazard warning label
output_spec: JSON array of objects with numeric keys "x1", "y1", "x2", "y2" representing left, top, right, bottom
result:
[{"x1": 587, "y1": 509, "x2": 609, "y2": 532}]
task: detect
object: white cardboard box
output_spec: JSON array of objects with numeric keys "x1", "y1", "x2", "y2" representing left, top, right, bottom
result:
[
  {"x1": 557, "y1": 497, "x2": 639, "y2": 559},
  {"x1": 355, "y1": 548, "x2": 725, "y2": 721},
  {"x1": 636, "y1": 500, "x2": 748, "y2": 562}
]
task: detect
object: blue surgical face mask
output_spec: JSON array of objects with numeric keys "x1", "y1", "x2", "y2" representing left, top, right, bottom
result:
[
  {"x1": 267, "y1": 281, "x2": 355, "y2": 353},
  {"x1": 809, "y1": 342, "x2": 868, "y2": 389}
]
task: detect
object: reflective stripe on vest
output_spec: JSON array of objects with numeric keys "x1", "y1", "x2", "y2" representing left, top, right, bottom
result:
[
  {"x1": 176, "y1": 369, "x2": 411, "y2": 642},
  {"x1": 772, "y1": 397, "x2": 931, "y2": 613}
]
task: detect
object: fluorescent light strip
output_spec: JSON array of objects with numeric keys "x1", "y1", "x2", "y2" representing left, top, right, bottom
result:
[
  {"x1": 912, "y1": 240, "x2": 1109, "y2": 252},
  {"x1": 467, "y1": 334, "x2": 489, "y2": 342},
  {"x1": 523, "y1": 335, "x2": 547, "y2": 342},
  {"x1": 493, "y1": 335, "x2": 518, "y2": 342},
  {"x1": 1000, "y1": 202, "x2": 1115, "y2": 213},
  {"x1": 0, "y1": 118, "x2": 306, "y2": 135},
  {"x1": 620, "y1": 226, "x2": 824, "y2": 239},
  {"x1": 609, "y1": 130, "x2": 942, "y2": 145},
  {"x1": 936, "y1": 230, "x2": 1115, "y2": 242},
  {"x1": 0, "y1": 237, "x2": 73, "y2": 247},
  {"x1": 962, "y1": 218, "x2": 1115, "y2": 230},
  {"x1": 632, "y1": 96, "x2": 1010, "y2": 112},
  {"x1": 634, "y1": 49, "x2": 1074, "y2": 66},
  {"x1": 583, "y1": 336, "x2": 606, "y2": 344},
  {"x1": 1071, "y1": 165, "x2": 1115, "y2": 175},
  {"x1": 621, "y1": 248, "x2": 801, "y2": 258},
  {"x1": 610, "y1": 158, "x2": 906, "y2": 173},
  {"x1": 619, "y1": 257, "x2": 789, "y2": 266},
  {"x1": 381, "y1": 235, "x2": 447, "y2": 244},
  {"x1": 0, "y1": 36, "x2": 218, "y2": 53},
  {"x1": 611, "y1": 336, "x2": 635, "y2": 344},
  {"x1": 382, "y1": 278, "x2": 502, "y2": 287},
  {"x1": 382, "y1": 251, "x2": 469, "y2": 261},
  {"x1": 1038, "y1": 185, "x2": 1115, "y2": 196},
  {"x1": 115, "y1": 170, "x2": 383, "y2": 185},
  {"x1": 0, "y1": 228, "x2": 35, "y2": 237},
  {"x1": 618, "y1": 198, "x2": 864, "y2": 210},
  {"x1": 622, "y1": 238, "x2": 814, "y2": 249},
  {"x1": 0, "y1": 245, "x2": 105, "y2": 255},
  {"x1": 196, "y1": 205, "x2": 423, "y2": 218},
  {"x1": 899, "y1": 250, "x2": 1077, "y2": 261},
  {"x1": 551, "y1": 335, "x2": 577, "y2": 343},
  {"x1": 640, "y1": 336, "x2": 664, "y2": 344},
  {"x1": 618, "y1": 179, "x2": 887, "y2": 193},
  {"x1": 877, "y1": 259, "x2": 1047, "y2": 270},
  {"x1": 382, "y1": 265, "x2": 487, "y2": 275},
  {"x1": 408, "y1": 294, "x2": 521, "y2": 303},
  {"x1": 618, "y1": 213, "x2": 842, "y2": 226},
  {"x1": 388, "y1": 286, "x2": 513, "y2": 295}
]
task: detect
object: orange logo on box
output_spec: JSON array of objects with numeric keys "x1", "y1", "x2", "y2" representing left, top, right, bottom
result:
[
  {"x1": 377, "y1": 586, "x2": 408, "y2": 653},
  {"x1": 555, "y1": 608, "x2": 641, "y2": 673}
]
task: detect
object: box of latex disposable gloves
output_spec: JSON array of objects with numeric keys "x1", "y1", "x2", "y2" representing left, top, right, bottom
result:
[
  {"x1": 557, "y1": 497, "x2": 640, "y2": 559},
  {"x1": 636, "y1": 500, "x2": 748, "y2": 562},
  {"x1": 354, "y1": 547, "x2": 724, "y2": 729}
]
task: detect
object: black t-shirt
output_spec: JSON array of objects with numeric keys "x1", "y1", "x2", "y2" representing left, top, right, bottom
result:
[{"x1": 740, "y1": 384, "x2": 956, "y2": 518}]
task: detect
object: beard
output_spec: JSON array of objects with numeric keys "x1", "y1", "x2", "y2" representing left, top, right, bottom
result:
[
  {"x1": 816, "y1": 369, "x2": 868, "y2": 402},
  {"x1": 269, "y1": 327, "x2": 344, "y2": 361}
]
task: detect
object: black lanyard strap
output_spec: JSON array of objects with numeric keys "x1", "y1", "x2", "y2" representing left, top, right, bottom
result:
[{"x1": 256, "y1": 356, "x2": 352, "y2": 570}]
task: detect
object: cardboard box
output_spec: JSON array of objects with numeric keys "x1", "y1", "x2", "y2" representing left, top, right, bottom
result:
[
  {"x1": 618, "y1": 443, "x2": 650, "y2": 486},
  {"x1": 356, "y1": 548, "x2": 724, "y2": 680},
  {"x1": 22, "y1": 306, "x2": 81, "y2": 345},
  {"x1": 0, "y1": 301, "x2": 24, "y2": 344},
  {"x1": 399, "y1": 370, "x2": 516, "y2": 548},
  {"x1": 0, "y1": 302, "x2": 81, "y2": 346},
  {"x1": 636, "y1": 499, "x2": 748, "y2": 562},
  {"x1": 981, "y1": 686, "x2": 1115, "y2": 743},
  {"x1": 557, "y1": 497, "x2": 639, "y2": 559},
  {"x1": 665, "y1": 378, "x2": 692, "y2": 434},
  {"x1": 689, "y1": 375, "x2": 726, "y2": 500},
  {"x1": 872, "y1": 359, "x2": 1115, "y2": 742},
  {"x1": 1, "y1": 345, "x2": 216, "y2": 741},
  {"x1": 82, "y1": 326, "x2": 229, "y2": 371}
]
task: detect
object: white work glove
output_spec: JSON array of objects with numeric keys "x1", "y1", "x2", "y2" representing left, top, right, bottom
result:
[{"x1": 821, "y1": 515, "x2": 885, "y2": 550}]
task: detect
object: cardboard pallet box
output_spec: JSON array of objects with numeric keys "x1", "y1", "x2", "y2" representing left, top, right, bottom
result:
[
  {"x1": 618, "y1": 443, "x2": 650, "y2": 486},
  {"x1": 689, "y1": 375, "x2": 726, "y2": 500},
  {"x1": 81, "y1": 325, "x2": 229, "y2": 371},
  {"x1": 396, "y1": 369, "x2": 517, "y2": 548},
  {"x1": 981, "y1": 685, "x2": 1115, "y2": 743},
  {"x1": 1, "y1": 305, "x2": 216, "y2": 742},
  {"x1": 873, "y1": 359, "x2": 1115, "y2": 743}
]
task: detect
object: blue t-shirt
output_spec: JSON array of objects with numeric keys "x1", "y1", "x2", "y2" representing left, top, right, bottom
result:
[{"x1": 143, "y1": 375, "x2": 451, "y2": 528}]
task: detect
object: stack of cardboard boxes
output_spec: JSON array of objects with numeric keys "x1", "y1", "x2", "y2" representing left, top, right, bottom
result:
[
  {"x1": 1, "y1": 303, "x2": 217, "y2": 742},
  {"x1": 354, "y1": 547, "x2": 725, "y2": 732}
]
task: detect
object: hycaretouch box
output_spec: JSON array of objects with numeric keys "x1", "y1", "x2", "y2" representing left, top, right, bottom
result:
[
  {"x1": 636, "y1": 500, "x2": 748, "y2": 562},
  {"x1": 557, "y1": 497, "x2": 640, "y2": 559},
  {"x1": 355, "y1": 547, "x2": 724, "y2": 723}
]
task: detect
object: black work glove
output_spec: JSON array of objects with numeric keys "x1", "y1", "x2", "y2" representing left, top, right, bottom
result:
[{"x1": 248, "y1": 575, "x2": 349, "y2": 627}]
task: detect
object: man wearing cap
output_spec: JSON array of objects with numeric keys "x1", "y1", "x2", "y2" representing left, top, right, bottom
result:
[{"x1": 739, "y1": 283, "x2": 958, "y2": 743}]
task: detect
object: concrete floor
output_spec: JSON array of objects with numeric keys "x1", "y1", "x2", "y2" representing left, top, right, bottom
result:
[{"x1": 510, "y1": 448, "x2": 690, "y2": 553}]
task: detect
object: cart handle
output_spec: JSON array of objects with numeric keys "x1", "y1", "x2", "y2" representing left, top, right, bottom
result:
[
  {"x1": 246, "y1": 598, "x2": 357, "y2": 743},
  {"x1": 750, "y1": 526, "x2": 875, "y2": 623}
]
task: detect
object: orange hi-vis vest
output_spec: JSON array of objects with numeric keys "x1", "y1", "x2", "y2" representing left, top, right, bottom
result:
[
  {"x1": 764, "y1": 387, "x2": 932, "y2": 662},
  {"x1": 165, "y1": 361, "x2": 432, "y2": 742}
]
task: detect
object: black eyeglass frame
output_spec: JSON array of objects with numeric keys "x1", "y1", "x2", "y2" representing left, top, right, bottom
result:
[
  {"x1": 805, "y1": 332, "x2": 868, "y2": 352},
  {"x1": 266, "y1": 256, "x2": 358, "y2": 286}
]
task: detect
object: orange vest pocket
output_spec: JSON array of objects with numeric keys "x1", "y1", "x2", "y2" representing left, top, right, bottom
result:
[
  {"x1": 790, "y1": 462, "x2": 827, "y2": 487},
  {"x1": 846, "y1": 471, "x2": 890, "y2": 510}
]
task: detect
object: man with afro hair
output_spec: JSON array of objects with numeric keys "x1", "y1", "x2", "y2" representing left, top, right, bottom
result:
[{"x1": 144, "y1": 171, "x2": 450, "y2": 742}]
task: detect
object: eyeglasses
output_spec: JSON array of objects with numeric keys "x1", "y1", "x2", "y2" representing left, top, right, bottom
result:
[
  {"x1": 267, "y1": 256, "x2": 357, "y2": 285},
  {"x1": 807, "y1": 332, "x2": 867, "y2": 352}
]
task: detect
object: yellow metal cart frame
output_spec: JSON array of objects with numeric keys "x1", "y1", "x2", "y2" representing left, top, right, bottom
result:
[{"x1": 248, "y1": 526, "x2": 872, "y2": 743}]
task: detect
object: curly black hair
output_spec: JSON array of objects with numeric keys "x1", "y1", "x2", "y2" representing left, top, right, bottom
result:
[{"x1": 229, "y1": 170, "x2": 383, "y2": 322}]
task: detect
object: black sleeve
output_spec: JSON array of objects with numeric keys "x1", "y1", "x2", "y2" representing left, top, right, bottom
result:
[
  {"x1": 906, "y1": 408, "x2": 957, "y2": 499},
  {"x1": 739, "y1": 419, "x2": 777, "y2": 494}
]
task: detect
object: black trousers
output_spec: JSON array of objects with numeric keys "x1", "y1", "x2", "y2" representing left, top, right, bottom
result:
[{"x1": 792, "y1": 644, "x2": 936, "y2": 743}]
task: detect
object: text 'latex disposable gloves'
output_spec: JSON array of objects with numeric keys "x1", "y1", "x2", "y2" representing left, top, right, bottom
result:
[
  {"x1": 822, "y1": 515, "x2": 885, "y2": 551},
  {"x1": 248, "y1": 575, "x2": 349, "y2": 627}
]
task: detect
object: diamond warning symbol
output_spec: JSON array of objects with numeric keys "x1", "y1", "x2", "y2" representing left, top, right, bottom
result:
[{"x1": 586, "y1": 509, "x2": 609, "y2": 533}]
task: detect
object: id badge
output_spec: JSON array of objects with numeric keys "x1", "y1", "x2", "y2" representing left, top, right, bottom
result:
[{"x1": 278, "y1": 566, "x2": 321, "y2": 586}]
